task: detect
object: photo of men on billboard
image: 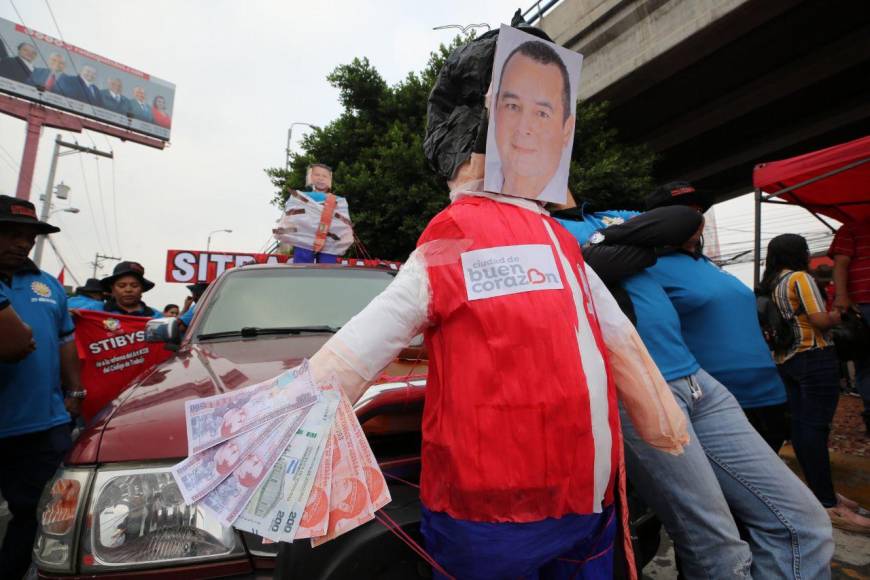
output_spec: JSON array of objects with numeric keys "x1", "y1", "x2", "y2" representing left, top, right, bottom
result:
[
  {"x1": 483, "y1": 25, "x2": 582, "y2": 204},
  {"x1": 0, "y1": 17, "x2": 175, "y2": 140}
]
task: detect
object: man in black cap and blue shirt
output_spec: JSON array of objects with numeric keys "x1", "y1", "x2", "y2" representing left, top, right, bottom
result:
[
  {"x1": 0, "y1": 194, "x2": 85, "y2": 578},
  {"x1": 67, "y1": 277, "x2": 106, "y2": 310}
]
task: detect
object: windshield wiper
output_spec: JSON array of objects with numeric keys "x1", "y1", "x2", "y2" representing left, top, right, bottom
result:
[{"x1": 197, "y1": 325, "x2": 340, "y2": 341}]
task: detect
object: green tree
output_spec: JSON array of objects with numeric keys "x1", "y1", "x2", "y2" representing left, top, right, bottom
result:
[{"x1": 266, "y1": 37, "x2": 655, "y2": 261}]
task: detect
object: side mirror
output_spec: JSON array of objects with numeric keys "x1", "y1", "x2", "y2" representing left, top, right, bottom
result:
[{"x1": 145, "y1": 317, "x2": 181, "y2": 346}]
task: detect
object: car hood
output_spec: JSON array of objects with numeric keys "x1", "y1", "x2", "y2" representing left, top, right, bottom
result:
[{"x1": 78, "y1": 334, "x2": 332, "y2": 464}]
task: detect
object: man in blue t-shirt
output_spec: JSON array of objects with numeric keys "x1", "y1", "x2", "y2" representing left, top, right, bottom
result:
[
  {"x1": 67, "y1": 277, "x2": 105, "y2": 310},
  {"x1": 0, "y1": 195, "x2": 85, "y2": 577},
  {"x1": 554, "y1": 199, "x2": 832, "y2": 579},
  {"x1": 642, "y1": 182, "x2": 788, "y2": 451}
]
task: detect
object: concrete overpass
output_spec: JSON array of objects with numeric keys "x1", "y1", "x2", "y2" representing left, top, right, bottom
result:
[{"x1": 534, "y1": 0, "x2": 870, "y2": 202}]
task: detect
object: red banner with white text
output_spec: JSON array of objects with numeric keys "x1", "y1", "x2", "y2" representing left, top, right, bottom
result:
[
  {"x1": 164, "y1": 249, "x2": 400, "y2": 283},
  {"x1": 73, "y1": 311, "x2": 173, "y2": 421}
]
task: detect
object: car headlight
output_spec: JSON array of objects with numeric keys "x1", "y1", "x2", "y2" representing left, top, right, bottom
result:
[
  {"x1": 33, "y1": 468, "x2": 92, "y2": 573},
  {"x1": 34, "y1": 464, "x2": 245, "y2": 573}
]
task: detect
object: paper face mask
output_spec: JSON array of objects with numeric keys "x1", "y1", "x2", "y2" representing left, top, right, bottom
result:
[{"x1": 484, "y1": 25, "x2": 583, "y2": 204}]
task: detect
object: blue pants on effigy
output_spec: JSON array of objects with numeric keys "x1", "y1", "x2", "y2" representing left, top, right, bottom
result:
[
  {"x1": 293, "y1": 247, "x2": 338, "y2": 264},
  {"x1": 421, "y1": 503, "x2": 615, "y2": 579}
]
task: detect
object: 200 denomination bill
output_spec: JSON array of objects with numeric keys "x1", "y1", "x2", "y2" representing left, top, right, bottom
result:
[
  {"x1": 232, "y1": 392, "x2": 339, "y2": 541},
  {"x1": 172, "y1": 416, "x2": 283, "y2": 504},
  {"x1": 199, "y1": 406, "x2": 311, "y2": 527},
  {"x1": 185, "y1": 363, "x2": 317, "y2": 456}
]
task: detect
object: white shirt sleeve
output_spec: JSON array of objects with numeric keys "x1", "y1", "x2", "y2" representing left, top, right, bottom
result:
[{"x1": 310, "y1": 249, "x2": 431, "y2": 401}]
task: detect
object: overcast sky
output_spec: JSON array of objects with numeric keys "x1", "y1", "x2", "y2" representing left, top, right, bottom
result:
[
  {"x1": 0, "y1": 0, "x2": 512, "y2": 308},
  {"x1": 0, "y1": 0, "x2": 834, "y2": 308}
]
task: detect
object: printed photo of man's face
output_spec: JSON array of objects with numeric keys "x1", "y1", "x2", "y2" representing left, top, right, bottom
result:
[{"x1": 484, "y1": 25, "x2": 583, "y2": 204}]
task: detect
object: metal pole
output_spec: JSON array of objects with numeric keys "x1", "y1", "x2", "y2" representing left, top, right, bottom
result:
[
  {"x1": 15, "y1": 110, "x2": 46, "y2": 199},
  {"x1": 753, "y1": 188, "x2": 762, "y2": 290},
  {"x1": 32, "y1": 136, "x2": 62, "y2": 267},
  {"x1": 207, "y1": 233, "x2": 213, "y2": 252},
  {"x1": 292, "y1": 123, "x2": 296, "y2": 171}
]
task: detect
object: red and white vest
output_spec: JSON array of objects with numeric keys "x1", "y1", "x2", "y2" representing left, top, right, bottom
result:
[{"x1": 417, "y1": 195, "x2": 621, "y2": 523}]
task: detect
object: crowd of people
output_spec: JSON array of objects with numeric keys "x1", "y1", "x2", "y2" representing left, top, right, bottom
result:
[
  {"x1": 0, "y1": 195, "x2": 203, "y2": 575},
  {"x1": 0, "y1": 40, "x2": 172, "y2": 128},
  {"x1": 2, "y1": 19, "x2": 869, "y2": 580}
]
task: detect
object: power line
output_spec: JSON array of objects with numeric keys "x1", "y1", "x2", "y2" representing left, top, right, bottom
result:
[
  {"x1": 56, "y1": 226, "x2": 88, "y2": 269},
  {"x1": 0, "y1": 143, "x2": 19, "y2": 170},
  {"x1": 76, "y1": 152, "x2": 108, "y2": 251},
  {"x1": 109, "y1": 155, "x2": 122, "y2": 255},
  {"x1": 92, "y1": 156, "x2": 118, "y2": 255},
  {"x1": 8, "y1": 0, "x2": 55, "y2": 71},
  {"x1": 41, "y1": 0, "x2": 102, "y2": 117},
  {"x1": 46, "y1": 236, "x2": 81, "y2": 286}
]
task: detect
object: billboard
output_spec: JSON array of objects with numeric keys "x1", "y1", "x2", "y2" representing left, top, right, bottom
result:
[
  {"x1": 0, "y1": 17, "x2": 175, "y2": 141},
  {"x1": 165, "y1": 250, "x2": 400, "y2": 283}
]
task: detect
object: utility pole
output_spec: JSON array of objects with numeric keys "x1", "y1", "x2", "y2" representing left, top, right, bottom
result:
[
  {"x1": 90, "y1": 252, "x2": 121, "y2": 278},
  {"x1": 33, "y1": 135, "x2": 114, "y2": 267}
]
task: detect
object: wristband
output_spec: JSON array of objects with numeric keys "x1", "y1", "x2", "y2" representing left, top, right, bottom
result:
[{"x1": 65, "y1": 389, "x2": 87, "y2": 399}]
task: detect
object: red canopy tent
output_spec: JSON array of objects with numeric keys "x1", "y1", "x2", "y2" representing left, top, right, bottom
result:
[{"x1": 751, "y1": 135, "x2": 870, "y2": 286}]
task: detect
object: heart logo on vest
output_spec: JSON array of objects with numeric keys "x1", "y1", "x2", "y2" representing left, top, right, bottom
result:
[{"x1": 527, "y1": 269, "x2": 547, "y2": 284}]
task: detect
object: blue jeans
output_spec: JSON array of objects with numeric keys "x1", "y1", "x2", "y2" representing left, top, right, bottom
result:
[
  {"x1": 856, "y1": 304, "x2": 870, "y2": 426},
  {"x1": 621, "y1": 368, "x2": 833, "y2": 579},
  {"x1": 421, "y1": 505, "x2": 615, "y2": 580},
  {"x1": 293, "y1": 246, "x2": 338, "y2": 264},
  {"x1": 778, "y1": 347, "x2": 840, "y2": 507}
]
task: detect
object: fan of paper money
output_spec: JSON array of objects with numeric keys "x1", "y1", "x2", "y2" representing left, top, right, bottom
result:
[{"x1": 171, "y1": 361, "x2": 390, "y2": 545}]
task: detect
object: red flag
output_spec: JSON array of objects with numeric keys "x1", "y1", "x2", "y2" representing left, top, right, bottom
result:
[
  {"x1": 72, "y1": 311, "x2": 173, "y2": 421},
  {"x1": 57, "y1": 268, "x2": 65, "y2": 285}
]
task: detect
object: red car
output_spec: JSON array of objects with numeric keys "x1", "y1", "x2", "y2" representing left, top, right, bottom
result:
[{"x1": 32, "y1": 263, "x2": 659, "y2": 578}]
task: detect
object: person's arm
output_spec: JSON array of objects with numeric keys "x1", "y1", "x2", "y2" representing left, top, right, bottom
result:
[
  {"x1": 582, "y1": 243, "x2": 656, "y2": 286},
  {"x1": 310, "y1": 248, "x2": 431, "y2": 403},
  {"x1": 595, "y1": 205, "x2": 704, "y2": 248},
  {"x1": 57, "y1": 291, "x2": 84, "y2": 416},
  {"x1": 60, "y1": 339, "x2": 84, "y2": 416},
  {"x1": 793, "y1": 271, "x2": 841, "y2": 330},
  {"x1": 585, "y1": 267, "x2": 688, "y2": 455},
  {"x1": 0, "y1": 303, "x2": 35, "y2": 362},
  {"x1": 832, "y1": 254, "x2": 853, "y2": 313}
]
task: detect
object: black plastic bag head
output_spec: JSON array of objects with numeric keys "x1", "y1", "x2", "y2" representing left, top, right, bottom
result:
[{"x1": 424, "y1": 17, "x2": 554, "y2": 181}]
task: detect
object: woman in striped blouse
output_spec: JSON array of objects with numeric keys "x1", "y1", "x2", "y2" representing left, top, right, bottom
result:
[{"x1": 761, "y1": 233, "x2": 870, "y2": 534}]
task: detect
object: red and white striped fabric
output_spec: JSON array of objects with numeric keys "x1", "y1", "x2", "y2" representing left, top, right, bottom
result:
[{"x1": 417, "y1": 194, "x2": 619, "y2": 522}]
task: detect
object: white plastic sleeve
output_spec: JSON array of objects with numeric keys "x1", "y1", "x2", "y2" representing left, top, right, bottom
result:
[{"x1": 310, "y1": 249, "x2": 431, "y2": 402}]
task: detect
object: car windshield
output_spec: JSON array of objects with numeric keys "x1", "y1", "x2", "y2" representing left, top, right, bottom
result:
[{"x1": 193, "y1": 268, "x2": 394, "y2": 339}]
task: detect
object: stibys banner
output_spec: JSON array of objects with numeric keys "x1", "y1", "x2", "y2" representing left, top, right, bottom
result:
[
  {"x1": 166, "y1": 250, "x2": 291, "y2": 283},
  {"x1": 74, "y1": 311, "x2": 173, "y2": 421},
  {"x1": 0, "y1": 17, "x2": 175, "y2": 141},
  {"x1": 165, "y1": 249, "x2": 400, "y2": 283}
]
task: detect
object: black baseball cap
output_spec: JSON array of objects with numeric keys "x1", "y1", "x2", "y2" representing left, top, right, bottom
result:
[
  {"x1": 0, "y1": 195, "x2": 60, "y2": 233},
  {"x1": 644, "y1": 181, "x2": 713, "y2": 212}
]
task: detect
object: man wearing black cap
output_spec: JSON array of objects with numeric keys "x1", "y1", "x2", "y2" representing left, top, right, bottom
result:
[
  {"x1": 179, "y1": 281, "x2": 209, "y2": 328},
  {"x1": 67, "y1": 277, "x2": 106, "y2": 310},
  {"x1": 557, "y1": 184, "x2": 832, "y2": 578},
  {"x1": 0, "y1": 195, "x2": 84, "y2": 577},
  {"x1": 642, "y1": 182, "x2": 790, "y2": 447},
  {"x1": 99, "y1": 261, "x2": 161, "y2": 318}
]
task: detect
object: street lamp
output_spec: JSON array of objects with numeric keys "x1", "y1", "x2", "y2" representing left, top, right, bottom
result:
[
  {"x1": 49, "y1": 207, "x2": 80, "y2": 216},
  {"x1": 286, "y1": 122, "x2": 320, "y2": 170},
  {"x1": 207, "y1": 229, "x2": 232, "y2": 251}
]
